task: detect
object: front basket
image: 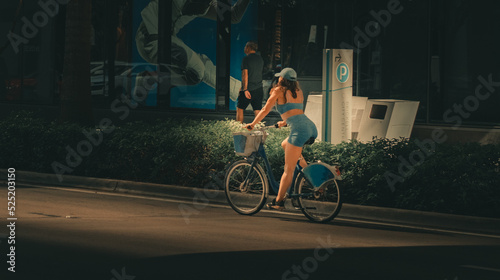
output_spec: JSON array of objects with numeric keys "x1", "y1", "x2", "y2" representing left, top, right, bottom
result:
[{"x1": 232, "y1": 131, "x2": 265, "y2": 156}]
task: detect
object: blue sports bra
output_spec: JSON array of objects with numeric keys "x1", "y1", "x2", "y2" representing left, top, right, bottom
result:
[{"x1": 276, "y1": 102, "x2": 303, "y2": 114}]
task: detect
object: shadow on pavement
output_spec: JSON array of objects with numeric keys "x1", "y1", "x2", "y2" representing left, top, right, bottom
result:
[
  {"x1": 7, "y1": 239, "x2": 500, "y2": 280},
  {"x1": 120, "y1": 246, "x2": 500, "y2": 280}
]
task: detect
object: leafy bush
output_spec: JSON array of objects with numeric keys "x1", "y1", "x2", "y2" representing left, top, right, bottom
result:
[
  {"x1": 1, "y1": 111, "x2": 499, "y2": 218},
  {"x1": 302, "y1": 138, "x2": 500, "y2": 218}
]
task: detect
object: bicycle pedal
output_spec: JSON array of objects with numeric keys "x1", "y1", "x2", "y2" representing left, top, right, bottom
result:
[{"x1": 291, "y1": 198, "x2": 300, "y2": 208}]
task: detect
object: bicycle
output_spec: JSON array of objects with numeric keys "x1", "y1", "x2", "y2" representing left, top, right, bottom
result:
[{"x1": 224, "y1": 125, "x2": 343, "y2": 223}]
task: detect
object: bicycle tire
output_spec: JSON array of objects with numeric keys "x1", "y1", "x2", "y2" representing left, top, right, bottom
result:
[
  {"x1": 296, "y1": 174, "x2": 342, "y2": 223},
  {"x1": 224, "y1": 160, "x2": 268, "y2": 215}
]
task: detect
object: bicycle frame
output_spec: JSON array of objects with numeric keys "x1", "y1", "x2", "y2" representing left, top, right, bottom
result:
[{"x1": 245, "y1": 141, "x2": 307, "y2": 198}]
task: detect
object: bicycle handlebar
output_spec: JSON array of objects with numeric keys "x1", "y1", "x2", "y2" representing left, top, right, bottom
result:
[
  {"x1": 267, "y1": 123, "x2": 288, "y2": 129},
  {"x1": 246, "y1": 123, "x2": 284, "y2": 131}
]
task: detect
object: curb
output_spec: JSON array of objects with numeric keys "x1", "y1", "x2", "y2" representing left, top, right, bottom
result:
[{"x1": 5, "y1": 169, "x2": 500, "y2": 236}]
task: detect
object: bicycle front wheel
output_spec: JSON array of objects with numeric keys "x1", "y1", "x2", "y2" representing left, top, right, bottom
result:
[
  {"x1": 296, "y1": 174, "x2": 342, "y2": 223},
  {"x1": 224, "y1": 160, "x2": 268, "y2": 215}
]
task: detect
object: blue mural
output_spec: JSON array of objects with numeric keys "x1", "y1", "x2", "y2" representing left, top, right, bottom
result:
[{"x1": 133, "y1": 0, "x2": 257, "y2": 109}]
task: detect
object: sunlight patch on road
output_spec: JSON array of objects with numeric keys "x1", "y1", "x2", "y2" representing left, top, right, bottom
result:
[{"x1": 23, "y1": 184, "x2": 500, "y2": 240}]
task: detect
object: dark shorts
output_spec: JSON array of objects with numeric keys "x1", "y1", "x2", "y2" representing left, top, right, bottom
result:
[{"x1": 237, "y1": 87, "x2": 263, "y2": 111}]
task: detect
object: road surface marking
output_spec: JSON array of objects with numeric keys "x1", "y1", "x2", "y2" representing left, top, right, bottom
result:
[{"x1": 461, "y1": 265, "x2": 500, "y2": 273}]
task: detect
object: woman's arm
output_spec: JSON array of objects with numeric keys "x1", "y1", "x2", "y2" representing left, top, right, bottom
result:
[{"x1": 248, "y1": 87, "x2": 281, "y2": 129}]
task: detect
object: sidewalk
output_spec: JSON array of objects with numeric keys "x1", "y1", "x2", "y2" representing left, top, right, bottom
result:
[{"x1": 5, "y1": 169, "x2": 500, "y2": 236}]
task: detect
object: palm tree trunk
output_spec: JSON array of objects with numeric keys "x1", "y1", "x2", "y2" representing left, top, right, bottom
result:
[{"x1": 60, "y1": 0, "x2": 93, "y2": 126}]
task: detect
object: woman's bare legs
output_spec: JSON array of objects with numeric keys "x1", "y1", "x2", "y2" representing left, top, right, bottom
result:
[{"x1": 276, "y1": 138, "x2": 303, "y2": 202}]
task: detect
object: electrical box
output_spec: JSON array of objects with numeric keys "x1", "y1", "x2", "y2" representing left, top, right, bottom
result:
[{"x1": 357, "y1": 99, "x2": 420, "y2": 142}]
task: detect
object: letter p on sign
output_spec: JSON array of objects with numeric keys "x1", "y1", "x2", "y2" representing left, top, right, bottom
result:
[{"x1": 336, "y1": 63, "x2": 349, "y2": 83}]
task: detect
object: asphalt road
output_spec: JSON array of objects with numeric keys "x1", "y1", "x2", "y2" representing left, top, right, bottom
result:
[{"x1": 1, "y1": 185, "x2": 500, "y2": 280}]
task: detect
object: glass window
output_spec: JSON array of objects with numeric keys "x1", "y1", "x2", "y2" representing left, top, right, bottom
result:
[
  {"x1": 90, "y1": 0, "x2": 134, "y2": 105},
  {"x1": 130, "y1": 0, "x2": 258, "y2": 110},
  {"x1": 431, "y1": 0, "x2": 500, "y2": 125},
  {"x1": 1, "y1": 1, "x2": 57, "y2": 104},
  {"x1": 229, "y1": 0, "x2": 260, "y2": 110},
  {"x1": 167, "y1": 0, "x2": 218, "y2": 110}
]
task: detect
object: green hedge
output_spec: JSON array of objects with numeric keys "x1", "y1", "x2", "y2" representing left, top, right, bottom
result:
[{"x1": 1, "y1": 111, "x2": 499, "y2": 218}]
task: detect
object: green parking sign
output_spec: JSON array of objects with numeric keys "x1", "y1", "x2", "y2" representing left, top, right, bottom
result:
[{"x1": 336, "y1": 62, "x2": 349, "y2": 83}]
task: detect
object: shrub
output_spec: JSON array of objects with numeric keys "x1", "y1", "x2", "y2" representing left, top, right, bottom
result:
[{"x1": 1, "y1": 111, "x2": 499, "y2": 217}]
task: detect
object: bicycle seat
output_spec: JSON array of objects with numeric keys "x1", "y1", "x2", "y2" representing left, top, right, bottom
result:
[{"x1": 304, "y1": 137, "x2": 316, "y2": 146}]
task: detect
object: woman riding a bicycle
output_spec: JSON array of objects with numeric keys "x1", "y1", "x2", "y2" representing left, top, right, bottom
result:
[{"x1": 245, "y1": 67, "x2": 318, "y2": 210}]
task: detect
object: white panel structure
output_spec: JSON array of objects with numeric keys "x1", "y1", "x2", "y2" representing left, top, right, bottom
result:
[{"x1": 357, "y1": 99, "x2": 420, "y2": 142}]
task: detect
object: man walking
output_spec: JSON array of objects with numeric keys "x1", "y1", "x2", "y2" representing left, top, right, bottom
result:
[{"x1": 236, "y1": 41, "x2": 264, "y2": 123}]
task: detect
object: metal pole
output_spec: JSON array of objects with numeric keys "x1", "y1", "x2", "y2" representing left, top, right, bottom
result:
[
  {"x1": 323, "y1": 49, "x2": 331, "y2": 142},
  {"x1": 216, "y1": 0, "x2": 231, "y2": 111}
]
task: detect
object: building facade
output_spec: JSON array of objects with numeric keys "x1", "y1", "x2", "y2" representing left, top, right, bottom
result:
[{"x1": 1, "y1": 0, "x2": 499, "y2": 142}]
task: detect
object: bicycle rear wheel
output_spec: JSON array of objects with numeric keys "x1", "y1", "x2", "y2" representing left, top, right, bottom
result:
[
  {"x1": 296, "y1": 174, "x2": 342, "y2": 223},
  {"x1": 224, "y1": 160, "x2": 268, "y2": 215}
]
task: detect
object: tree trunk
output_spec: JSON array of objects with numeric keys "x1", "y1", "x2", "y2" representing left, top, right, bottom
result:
[{"x1": 60, "y1": 0, "x2": 93, "y2": 126}]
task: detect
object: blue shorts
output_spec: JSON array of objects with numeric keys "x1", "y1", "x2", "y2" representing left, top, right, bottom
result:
[{"x1": 286, "y1": 114, "x2": 318, "y2": 147}]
